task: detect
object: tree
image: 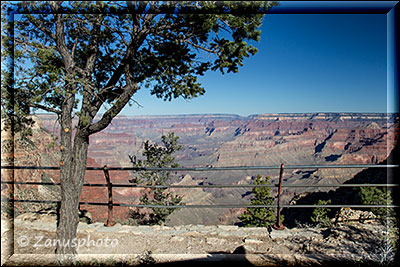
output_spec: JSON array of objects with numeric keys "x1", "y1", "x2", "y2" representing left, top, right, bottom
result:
[
  {"x1": 128, "y1": 132, "x2": 182, "y2": 225},
  {"x1": 239, "y1": 175, "x2": 276, "y2": 227},
  {"x1": 1, "y1": 1, "x2": 274, "y2": 258}
]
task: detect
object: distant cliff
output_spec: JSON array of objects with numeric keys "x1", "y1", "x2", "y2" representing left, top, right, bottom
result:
[
  {"x1": 1, "y1": 116, "x2": 60, "y2": 216},
  {"x1": 251, "y1": 112, "x2": 396, "y2": 121},
  {"x1": 7, "y1": 112, "x2": 399, "y2": 224}
]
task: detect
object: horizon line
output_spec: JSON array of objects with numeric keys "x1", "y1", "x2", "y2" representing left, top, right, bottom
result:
[{"x1": 33, "y1": 111, "x2": 400, "y2": 118}]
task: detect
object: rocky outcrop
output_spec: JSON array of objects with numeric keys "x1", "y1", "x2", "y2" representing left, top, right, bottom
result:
[
  {"x1": 167, "y1": 175, "x2": 224, "y2": 226},
  {"x1": 282, "y1": 144, "x2": 399, "y2": 227},
  {"x1": 3, "y1": 216, "x2": 394, "y2": 266},
  {"x1": 1, "y1": 116, "x2": 61, "y2": 217},
  {"x1": 334, "y1": 208, "x2": 377, "y2": 224},
  {"x1": 14, "y1": 207, "x2": 92, "y2": 224}
]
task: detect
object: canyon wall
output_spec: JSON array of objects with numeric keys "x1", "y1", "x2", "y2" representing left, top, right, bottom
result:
[{"x1": 3, "y1": 112, "x2": 398, "y2": 225}]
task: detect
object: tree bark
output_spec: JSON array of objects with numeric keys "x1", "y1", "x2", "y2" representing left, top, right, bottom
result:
[
  {"x1": 55, "y1": 132, "x2": 89, "y2": 262},
  {"x1": 55, "y1": 93, "x2": 90, "y2": 263}
]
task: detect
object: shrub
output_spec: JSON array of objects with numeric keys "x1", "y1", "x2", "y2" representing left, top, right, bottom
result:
[
  {"x1": 311, "y1": 199, "x2": 333, "y2": 227},
  {"x1": 239, "y1": 174, "x2": 277, "y2": 227}
]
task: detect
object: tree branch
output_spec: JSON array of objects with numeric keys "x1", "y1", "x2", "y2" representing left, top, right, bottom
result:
[
  {"x1": 91, "y1": 23, "x2": 149, "y2": 112},
  {"x1": 184, "y1": 39, "x2": 219, "y2": 54},
  {"x1": 49, "y1": 1, "x2": 74, "y2": 73},
  {"x1": 87, "y1": 83, "x2": 139, "y2": 135},
  {"x1": 83, "y1": 13, "x2": 104, "y2": 76},
  {"x1": 14, "y1": 36, "x2": 57, "y2": 50},
  {"x1": 70, "y1": 36, "x2": 78, "y2": 59},
  {"x1": 30, "y1": 103, "x2": 61, "y2": 114},
  {"x1": 25, "y1": 14, "x2": 56, "y2": 41}
]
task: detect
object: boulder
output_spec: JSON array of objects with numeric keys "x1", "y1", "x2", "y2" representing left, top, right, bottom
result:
[
  {"x1": 79, "y1": 209, "x2": 92, "y2": 224},
  {"x1": 334, "y1": 208, "x2": 377, "y2": 224},
  {"x1": 16, "y1": 212, "x2": 40, "y2": 222},
  {"x1": 37, "y1": 207, "x2": 58, "y2": 222}
]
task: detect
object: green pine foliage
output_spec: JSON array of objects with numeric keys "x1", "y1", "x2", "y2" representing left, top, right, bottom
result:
[
  {"x1": 310, "y1": 199, "x2": 333, "y2": 227},
  {"x1": 128, "y1": 132, "x2": 183, "y2": 225},
  {"x1": 1, "y1": 1, "x2": 274, "y2": 134},
  {"x1": 239, "y1": 175, "x2": 276, "y2": 227},
  {"x1": 357, "y1": 187, "x2": 395, "y2": 222}
]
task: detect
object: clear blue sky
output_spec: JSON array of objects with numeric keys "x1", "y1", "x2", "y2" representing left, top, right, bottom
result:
[{"x1": 121, "y1": 12, "x2": 390, "y2": 117}]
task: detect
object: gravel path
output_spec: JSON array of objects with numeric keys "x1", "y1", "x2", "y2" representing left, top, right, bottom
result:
[{"x1": 1, "y1": 217, "x2": 391, "y2": 266}]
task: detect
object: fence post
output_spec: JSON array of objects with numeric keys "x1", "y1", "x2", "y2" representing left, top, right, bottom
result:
[
  {"x1": 273, "y1": 163, "x2": 285, "y2": 230},
  {"x1": 103, "y1": 165, "x2": 115, "y2": 227}
]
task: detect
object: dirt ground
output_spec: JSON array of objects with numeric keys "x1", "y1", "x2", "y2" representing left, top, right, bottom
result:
[{"x1": 1, "y1": 217, "x2": 396, "y2": 266}]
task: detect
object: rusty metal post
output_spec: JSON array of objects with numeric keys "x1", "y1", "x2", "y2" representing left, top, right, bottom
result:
[
  {"x1": 273, "y1": 163, "x2": 285, "y2": 230},
  {"x1": 103, "y1": 165, "x2": 116, "y2": 227}
]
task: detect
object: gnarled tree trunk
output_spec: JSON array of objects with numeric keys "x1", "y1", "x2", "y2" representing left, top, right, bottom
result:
[{"x1": 55, "y1": 101, "x2": 89, "y2": 263}]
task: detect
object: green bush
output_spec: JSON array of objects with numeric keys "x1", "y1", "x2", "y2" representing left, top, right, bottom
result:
[
  {"x1": 239, "y1": 174, "x2": 277, "y2": 227},
  {"x1": 311, "y1": 199, "x2": 333, "y2": 227}
]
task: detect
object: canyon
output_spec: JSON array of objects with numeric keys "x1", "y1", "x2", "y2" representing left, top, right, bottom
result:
[{"x1": 2, "y1": 112, "x2": 398, "y2": 225}]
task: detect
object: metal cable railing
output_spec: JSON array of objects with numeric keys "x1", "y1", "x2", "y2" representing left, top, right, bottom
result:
[
  {"x1": 1, "y1": 163, "x2": 399, "y2": 228},
  {"x1": 1, "y1": 180, "x2": 399, "y2": 188},
  {"x1": 1, "y1": 164, "x2": 398, "y2": 171},
  {"x1": 1, "y1": 199, "x2": 397, "y2": 209}
]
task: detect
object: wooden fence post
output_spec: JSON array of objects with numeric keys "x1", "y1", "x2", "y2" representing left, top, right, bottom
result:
[
  {"x1": 273, "y1": 163, "x2": 285, "y2": 230},
  {"x1": 103, "y1": 165, "x2": 116, "y2": 227}
]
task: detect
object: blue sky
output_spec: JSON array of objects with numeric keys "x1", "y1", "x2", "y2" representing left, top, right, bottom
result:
[{"x1": 120, "y1": 13, "x2": 390, "y2": 116}]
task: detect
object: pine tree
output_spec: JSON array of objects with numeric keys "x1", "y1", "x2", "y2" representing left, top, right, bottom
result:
[
  {"x1": 239, "y1": 174, "x2": 276, "y2": 227},
  {"x1": 357, "y1": 187, "x2": 395, "y2": 222},
  {"x1": 2, "y1": 1, "x2": 274, "y2": 256},
  {"x1": 129, "y1": 132, "x2": 183, "y2": 225}
]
